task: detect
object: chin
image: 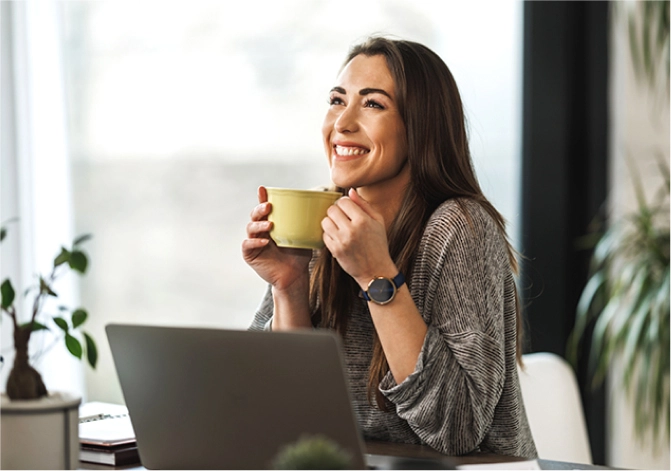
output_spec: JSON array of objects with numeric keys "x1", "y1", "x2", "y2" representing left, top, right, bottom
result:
[{"x1": 330, "y1": 171, "x2": 356, "y2": 190}]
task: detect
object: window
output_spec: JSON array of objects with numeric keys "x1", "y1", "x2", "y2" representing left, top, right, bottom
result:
[{"x1": 60, "y1": 0, "x2": 523, "y2": 402}]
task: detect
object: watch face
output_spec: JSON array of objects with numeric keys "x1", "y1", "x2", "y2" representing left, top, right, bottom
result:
[{"x1": 368, "y1": 277, "x2": 395, "y2": 303}]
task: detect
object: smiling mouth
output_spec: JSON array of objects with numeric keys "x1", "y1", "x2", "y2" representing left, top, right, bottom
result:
[{"x1": 334, "y1": 145, "x2": 370, "y2": 156}]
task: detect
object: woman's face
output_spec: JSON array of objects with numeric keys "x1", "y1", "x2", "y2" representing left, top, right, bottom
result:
[{"x1": 322, "y1": 54, "x2": 409, "y2": 193}]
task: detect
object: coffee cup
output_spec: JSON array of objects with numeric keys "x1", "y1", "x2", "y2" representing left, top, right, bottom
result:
[{"x1": 265, "y1": 187, "x2": 341, "y2": 249}]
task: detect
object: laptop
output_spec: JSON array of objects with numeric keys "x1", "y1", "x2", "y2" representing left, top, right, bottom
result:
[{"x1": 106, "y1": 324, "x2": 369, "y2": 469}]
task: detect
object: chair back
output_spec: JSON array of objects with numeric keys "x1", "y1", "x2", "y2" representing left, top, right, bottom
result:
[{"x1": 518, "y1": 352, "x2": 593, "y2": 464}]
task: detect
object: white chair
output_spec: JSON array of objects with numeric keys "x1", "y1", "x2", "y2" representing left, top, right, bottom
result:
[{"x1": 518, "y1": 352, "x2": 593, "y2": 464}]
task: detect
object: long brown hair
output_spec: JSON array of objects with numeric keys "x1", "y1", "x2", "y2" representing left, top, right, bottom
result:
[{"x1": 310, "y1": 37, "x2": 523, "y2": 409}]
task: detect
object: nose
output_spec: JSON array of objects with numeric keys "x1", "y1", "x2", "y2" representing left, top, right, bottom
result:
[{"x1": 334, "y1": 103, "x2": 359, "y2": 134}]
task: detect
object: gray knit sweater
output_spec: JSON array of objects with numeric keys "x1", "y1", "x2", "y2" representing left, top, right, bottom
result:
[{"x1": 249, "y1": 198, "x2": 538, "y2": 459}]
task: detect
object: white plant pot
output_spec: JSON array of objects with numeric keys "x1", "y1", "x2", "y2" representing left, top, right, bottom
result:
[{"x1": 1, "y1": 391, "x2": 81, "y2": 470}]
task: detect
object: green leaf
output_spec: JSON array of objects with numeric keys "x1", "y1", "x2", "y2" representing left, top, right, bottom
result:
[
  {"x1": 656, "y1": 267, "x2": 670, "y2": 309},
  {"x1": 0, "y1": 218, "x2": 20, "y2": 244},
  {"x1": 20, "y1": 321, "x2": 49, "y2": 332},
  {"x1": 54, "y1": 247, "x2": 70, "y2": 267},
  {"x1": 40, "y1": 277, "x2": 58, "y2": 297},
  {"x1": 69, "y1": 251, "x2": 88, "y2": 273},
  {"x1": 84, "y1": 332, "x2": 98, "y2": 369},
  {"x1": 72, "y1": 309, "x2": 88, "y2": 328},
  {"x1": 610, "y1": 262, "x2": 640, "y2": 302},
  {"x1": 73, "y1": 234, "x2": 93, "y2": 246},
  {"x1": 65, "y1": 334, "x2": 82, "y2": 359},
  {"x1": 576, "y1": 272, "x2": 606, "y2": 320},
  {"x1": 53, "y1": 317, "x2": 69, "y2": 332},
  {"x1": 634, "y1": 344, "x2": 652, "y2": 430},
  {"x1": 622, "y1": 293, "x2": 652, "y2": 386},
  {"x1": 1, "y1": 279, "x2": 15, "y2": 309},
  {"x1": 589, "y1": 297, "x2": 622, "y2": 386},
  {"x1": 567, "y1": 271, "x2": 607, "y2": 365},
  {"x1": 592, "y1": 227, "x2": 620, "y2": 267}
]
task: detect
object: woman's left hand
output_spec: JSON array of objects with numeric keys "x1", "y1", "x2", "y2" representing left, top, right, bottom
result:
[{"x1": 321, "y1": 188, "x2": 397, "y2": 286}]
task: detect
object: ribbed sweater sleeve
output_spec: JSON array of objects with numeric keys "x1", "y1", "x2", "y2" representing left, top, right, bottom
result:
[
  {"x1": 248, "y1": 285, "x2": 273, "y2": 331},
  {"x1": 379, "y1": 199, "x2": 512, "y2": 455}
]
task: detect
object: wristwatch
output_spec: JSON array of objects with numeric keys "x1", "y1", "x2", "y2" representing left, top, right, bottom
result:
[{"x1": 361, "y1": 272, "x2": 405, "y2": 305}]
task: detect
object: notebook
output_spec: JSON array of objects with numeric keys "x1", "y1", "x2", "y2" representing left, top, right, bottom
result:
[
  {"x1": 106, "y1": 324, "x2": 368, "y2": 469},
  {"x1": 79, "y1": 401, "x2": 135, "y2": 447}
]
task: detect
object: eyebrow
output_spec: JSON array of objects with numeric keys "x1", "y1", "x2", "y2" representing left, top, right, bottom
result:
[{"x1": 330, "y1": 86, "x2": 392, "y2": 99}]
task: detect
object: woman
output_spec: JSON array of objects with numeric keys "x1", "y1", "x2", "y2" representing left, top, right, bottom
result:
[{"x1": 243, "y1": 37, "x2": 537, "y2": 459}]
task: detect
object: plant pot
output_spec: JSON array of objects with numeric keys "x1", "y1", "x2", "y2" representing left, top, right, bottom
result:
[{"x1": 1, "y1": 391, "x2": 81, "y2": 469}]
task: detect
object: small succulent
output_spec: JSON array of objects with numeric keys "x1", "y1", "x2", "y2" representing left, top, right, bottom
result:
[{"x1": 272, "y1": 435, "x2": 353, "y2": 470}]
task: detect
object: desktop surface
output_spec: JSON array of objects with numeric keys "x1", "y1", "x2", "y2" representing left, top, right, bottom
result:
[{"x1": 79, "y1": 440, "x2": 621, "y2": 470}]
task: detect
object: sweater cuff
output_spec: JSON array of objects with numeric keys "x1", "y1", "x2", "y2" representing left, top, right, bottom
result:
[
  {"x1": 263, "y1": 316, "x2": 273, "y2": 332},
  {"x1": 379, "y1": 325, "x2": 441, "y2": 402}
]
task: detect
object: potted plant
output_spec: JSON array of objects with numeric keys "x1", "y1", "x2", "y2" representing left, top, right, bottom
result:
[
  {"x1": 567, "y1": 0, "x2": 669, "y2": 450},
  {"x1": 1, "y1": 222, "x2": 98, "y2": 469},
  {"x1": 567, "y1": 158, "x2": 669, "y2": 446},
  {"x1": 271, "y1": 435, "x2": 354, "y2": 470}
]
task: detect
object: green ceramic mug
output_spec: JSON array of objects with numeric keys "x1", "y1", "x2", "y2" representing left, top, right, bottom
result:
[{"x1": 266, "y1": 187, "x2": 341, "y2": 249}]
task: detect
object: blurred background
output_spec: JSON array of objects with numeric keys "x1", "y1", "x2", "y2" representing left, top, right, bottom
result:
[{"x1": 1, "y1": 1, "x2": 668, "y2": 468}]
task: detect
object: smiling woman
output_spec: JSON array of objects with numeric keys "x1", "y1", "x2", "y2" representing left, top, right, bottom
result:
[
  {"x1": 245, "y1": 36, "x2": 536, "y2": 458},
  {"x1": 49, "y1": 1, "x2": 523, "y2": 407}
]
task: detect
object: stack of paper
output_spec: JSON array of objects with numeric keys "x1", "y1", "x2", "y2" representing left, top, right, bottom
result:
[{"x1": 79, "y1": 402, "x2": 140, "y2": 466}]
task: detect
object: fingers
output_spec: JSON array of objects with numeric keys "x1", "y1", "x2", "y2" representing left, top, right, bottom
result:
[
  {"x1": 242, "y1": 237, "x2": 270, "y2": 252},
  {"x1": 241, "y1": 237, "x2": 270, "y2": 263},
  {"x1": 321, "y1": 230, "x2": 337, "y2": 255},
  {"x1": 250, "y1": 201, "x2": 271, "y2": 221},
  {"x1": 331, "y1": 196, "x2": 363, "y2": 222},
  {"x1": 246, "y1": 220, "x2": 273, "y2": 238},
  {"x1": 324, "y1": 195, "x2": 372, "y2": 236},
  {"x1": 321, "y1": 215, "x2": 339, "y2": 237},
  {"x1": 322, "y1": 203, "x2": 355, "y2": 258},
  {"x1": 247, "y1": 187, "x2": 273, "y2": 239},
  {"x1": 258, "y1": 186, "x2": 268, "y2": 204},
  {"x1": 243, "y1": 186, "x2": 274, "y2": 266},
  {"x1": 321, "y1": 217, "x2": 341, "y2": 257},
  {"x1": 250, "y1": 186, "x2": 271, "y2": 221},
  {"x1": 246, "y1": 187, "x2": 273, "y2": 251},
  {"x1": 325, "y1": 200, "x2": 352, "y2": 230}
]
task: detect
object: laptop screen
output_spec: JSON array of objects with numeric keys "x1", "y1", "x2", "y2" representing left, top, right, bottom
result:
[{"x1": 106, "y1": 324, "x2": 367, "y2": 469}]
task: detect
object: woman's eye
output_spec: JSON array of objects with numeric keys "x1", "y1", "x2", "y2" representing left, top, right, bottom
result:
[
  {"x1": 328, "y1": 96, "x2": 344, "y2": 106},
  {"x1": 364, "y1": 99, "x2": 384, "y2": 109}
]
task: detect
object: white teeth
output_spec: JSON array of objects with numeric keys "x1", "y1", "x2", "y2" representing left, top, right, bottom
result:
[{"x1": 335, "y1": 145, "x2": 369, "y2": 156}]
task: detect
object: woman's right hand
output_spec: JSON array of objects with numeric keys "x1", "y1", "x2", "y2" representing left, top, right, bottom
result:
[{"x1": 242, "y1": 186, "x2": 313, "y2": 292}]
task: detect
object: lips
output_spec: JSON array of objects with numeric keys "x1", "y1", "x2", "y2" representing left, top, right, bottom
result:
[{"x1": 333, "y1": 144, "x2": 370, "y2": 156}]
